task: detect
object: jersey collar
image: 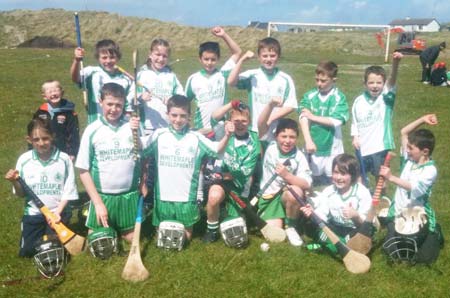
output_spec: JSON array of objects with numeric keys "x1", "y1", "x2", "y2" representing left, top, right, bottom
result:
[
  {"x1": 200, "y1": 68, "x2": 219, "y2": 77},
  {"x1": 260, "y1": 66, "x2": 279, "y2": 80},
  {"x1": 32, "y1": 147, "x2": 60, "y2": 166},
  {"x1": 169, "y1": 125, "x2": 189, "y2": 138},
  {"x1": 99, "y1": 116, "x2": 125, "y2": 131}
]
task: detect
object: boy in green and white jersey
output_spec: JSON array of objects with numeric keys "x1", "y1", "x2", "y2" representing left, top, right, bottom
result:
[
  {"x1": 185, "y1": 26, "x2": 241, "y2": 137},
  {"x1": 351, "y1": 52, "x2": 403, "y2": 185},
  {"x1": 71, "y1": 39, "x2": 133, "y2": 124},
  {"x1": 146, "y1": 95, "x2": 231, "y2": 241},
  {"x1": 76, "y1": 83, "x2": 142, "y2": 245},
  {"x1": 299, "y1": 61, "x2": 349, "y2": 186},
  {"x1": 229, "y1": 38, "x2": 297, "y2": 143},
  {"x1": 202, "y1": 100, "x2": 262, "y2": 243}
]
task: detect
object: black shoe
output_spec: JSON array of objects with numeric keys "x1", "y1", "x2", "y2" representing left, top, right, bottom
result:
[{"x1": 202, "y1": 230, "x2": 219, "y2": 243}]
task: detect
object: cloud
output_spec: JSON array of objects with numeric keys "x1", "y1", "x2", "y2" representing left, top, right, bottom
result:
[{"x1": 352, "y1": 1, "x2": 367, "y2": 9}]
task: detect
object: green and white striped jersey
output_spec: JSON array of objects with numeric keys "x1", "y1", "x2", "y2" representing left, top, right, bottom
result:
[
  {"x1": 147, "y1": 126, "x2": 218, "y2": 202},
  {"x1": 75, "y1": 117, "x2": 140, "y2": 194},
  {"x1": 15, "y1": 149, "x2": 78, "y2": 215},
  {"x1": 185, "y1": 58, "x2": 235, "y2": 130},
  {"x1": 81, "y1": 66, "x2": 133, "y2": 124},
  {"x1": 351, "y1": 86, "x2": 396, "y2": 156}
]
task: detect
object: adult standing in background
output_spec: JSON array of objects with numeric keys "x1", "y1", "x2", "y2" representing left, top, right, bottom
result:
[{"x1": 419, "y1": 42, "x2": 446, "y2": 84}]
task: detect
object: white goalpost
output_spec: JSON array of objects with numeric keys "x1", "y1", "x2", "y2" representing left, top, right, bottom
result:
[{"x1": 267, "y1": 22, "x2": 391, "y2": 62}]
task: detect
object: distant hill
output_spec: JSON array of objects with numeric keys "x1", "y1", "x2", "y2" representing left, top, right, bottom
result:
[{"x1": 1, "y1": 9, "x2": 449, "y2": 56}]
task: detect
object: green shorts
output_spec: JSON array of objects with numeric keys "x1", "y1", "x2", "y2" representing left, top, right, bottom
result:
[
  {"x1": 86, "y1": 190, "x2": 139, "y2": 233},
  {"x1": 152, "y1": 200, "x2": 200, "y2": 228},
  {"x1": 222, "y1": 193, "x2": 247, "y2": 219},
  {"x1": 257, "y1": 193, "x2": 286, "y2": 221}
]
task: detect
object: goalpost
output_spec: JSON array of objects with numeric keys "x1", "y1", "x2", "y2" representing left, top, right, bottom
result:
[{"x1": 267, "y1": 22, "x2": 391, "y2": 62}]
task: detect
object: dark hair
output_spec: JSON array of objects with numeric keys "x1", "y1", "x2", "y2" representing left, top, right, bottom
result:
[
  {"x1": 100, "y1": 82, "x2": 125, "y2": 101},
  {"x1": 316, "y1": 61, "x2": 338, "y2": 78},
  {"x1": 275, "y1": 118, "x2": 299, "y2": 136},
  {"x1": 258, "y1": 37, "x2": 281, "y2": 56},
  {"x1": 199, "y1": 41, "x2": 220, "y2": 58},
  {"x1": 167, "y1": 94, "x2": 191, "y2": 114},
  {"x1": 95, "y1": 39, "x2": 121, "y2": 60},
  {"x1": 364, "y1": 65, "x2": 386, "y2": 83},
  {"x1": 229, "y1": 101, "x2": 251, "y2": 122},
  {"x1": 27, "y1": 117, "x2": 54, "y2": 138},
  {"x1": 408, "y1": 129, "x2": 435, "y2": 155},
  {"x1": 439, "y1": 41, "x2": 446, "y2": 49},
  {"x1": 332, "y1": 154, "x2": 360, "y2": 184}
]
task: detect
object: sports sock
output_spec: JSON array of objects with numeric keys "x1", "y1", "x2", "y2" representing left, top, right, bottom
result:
[
  {"x1": 207, "y1": 220, "x2": 219, "y2": 231},
  {"x1": 285, "y1": 217, "x2": 298, "y2": 229}
]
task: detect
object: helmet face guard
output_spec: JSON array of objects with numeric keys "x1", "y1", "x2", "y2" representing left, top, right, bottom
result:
[
  {"x1": 157, "y1": 221, "x2": 185, "y2": 251},
  {"x1": 87, "y1": 228, "x2": 118, "y2": 260},
  {"x1": 34, "y1": 238, "x2": 65, "y2": 278},
  {"x1": 383, "y1": 236, "x2": 418, "y2": 264},
  {"x1": 220, "y1": 217, "x2": 248, "y2": 248}
]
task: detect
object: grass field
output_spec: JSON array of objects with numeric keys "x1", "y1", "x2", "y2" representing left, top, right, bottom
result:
[{"x1": 0, "y1": 40, "x2": 449, "y2": 297}]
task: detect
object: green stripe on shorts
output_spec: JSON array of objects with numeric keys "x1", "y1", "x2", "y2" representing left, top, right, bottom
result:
[
  {"x1": 152, "y1": 200, "x2": 200, "y2": 227},
  {"x1": 86, "y1": 190, "x2": 139, "y2": 233}
]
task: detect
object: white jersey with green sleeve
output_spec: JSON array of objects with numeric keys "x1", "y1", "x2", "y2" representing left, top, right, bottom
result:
[
  {"x1": 81, "y1": 66, "x2": 133, "y2": 124},
  {"x1": 391, "y1": 149, "x2": 437, "y2": 218},
  {"x1": 75, "y1": 117, "x2": 140, "y2": 194},
  {"x1": 261, "y1": 142, "x2": 312, "y2": 196},
  {"x1": 135, "y1": 66, "x2": 184, "y2": 134},
  {"x1": 236, "y1": 67, "x2": 298, "y2": 135},
  {"x1": 185, "y1": 58, "x2": 236, "y2": 130},
  {"x1": 147, "y1": 126, "x2": 218, "y2": 203},
  {"x1": 222, "y1": 131, "x2": 261, "y2": 194},
  {"x1": 15, "y1": 149, "x2": 78, "y2": 216},
  {"x1": 314, "y1": 183, "x2": 371, "y2": 228},
  {"x1": 351, "y1": 86, "x2": 396, "y2": 156},
  {"x1": 299, "y1": 87, "x2": 349, "y2": 156}
]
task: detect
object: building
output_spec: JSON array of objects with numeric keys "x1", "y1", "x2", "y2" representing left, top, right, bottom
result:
[
  {"x1": 389, "y1": 18, "x2": 441, "y2": 32},
  {"x1": 247, "y1": 21, "x2": 278, "y2": 32}
]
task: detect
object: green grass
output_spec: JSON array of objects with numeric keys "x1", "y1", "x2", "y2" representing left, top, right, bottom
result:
[{"x1": 0, "y1": 43, "x2": 449, "y2": 298}]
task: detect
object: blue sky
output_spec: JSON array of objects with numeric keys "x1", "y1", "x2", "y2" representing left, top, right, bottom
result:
[{"x1": 1, "y1": 0, "x2": 449, "y2": 27}]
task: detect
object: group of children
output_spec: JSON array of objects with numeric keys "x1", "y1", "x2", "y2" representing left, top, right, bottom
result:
[{"x1": 5, "y1": 26, "x2": 442, "y2": 266}]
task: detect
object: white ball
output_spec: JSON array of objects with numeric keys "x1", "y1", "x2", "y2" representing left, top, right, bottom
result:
[{"x1": 260, "y1": 242, "x2": 270, "y2": 252}]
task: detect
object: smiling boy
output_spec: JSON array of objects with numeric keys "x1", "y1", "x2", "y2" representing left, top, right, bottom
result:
[{"x1": 351, "y1": 52, "x2": 403, "y2": 183}]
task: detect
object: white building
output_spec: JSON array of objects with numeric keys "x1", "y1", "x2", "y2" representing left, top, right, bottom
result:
[{"x1": 389, "y1": 18, "x2": 441, "y2": 32}]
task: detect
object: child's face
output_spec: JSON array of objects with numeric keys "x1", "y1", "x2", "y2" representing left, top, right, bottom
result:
[
  {"x1": 276, "y1": 128, "x2": 297, "y2": 154},
  {"x1": 27, "y1": 128, "x2": 53, "y2": 160},
  {"x1": 98, "y1": 51, "x2": 119, "y2": 73},
  {"x1": 149, "y1": 45, "x2": 169, "y2": 71},
  {"x1": 258, "y1": 48, "x2": 279, "y2": 71},
  {"x1": 199, "y1": 51, "x2": 219, "y2": 74},
  {"x1": 100, "y1": 95, "x2": 124, "y2": 125},
  {"x1": 230, "y1": 113, "x2": 249, "y2": 136},
  {"x1": 42, "y1": 82, "x2": 63, "y2": 107},
  {"x1": 168, "y1": 106, "x2": 190, "y2": 131},
  {"x1": 365, "y1": 73, "x2": 385, "y2": 99},
  {"x1": 315, "y1": 73, "x2": 335, "y2": 94},
  {"x1": 331, "y1": 166, "x2": 352, "y2": 194},
  {"x1": 406, "y1": 142, "x2": 427, "y2": 163}
]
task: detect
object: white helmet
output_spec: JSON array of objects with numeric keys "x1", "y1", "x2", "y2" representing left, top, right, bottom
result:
[
  {"x1": 87, "y1": 227, "x2": 118, "y2": 260},
  {"x1": 220, "y1": 217, "x2": 248, "y2": 248},
  {"x1": 33, "y1": 235, "x2": 65, "y2": 278},
  {"x1": 157, "y1": 221, "x2": 185, "y2": 251}
]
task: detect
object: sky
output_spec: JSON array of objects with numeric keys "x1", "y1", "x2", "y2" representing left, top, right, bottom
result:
[{"x1": 1, "y1": 0, "x2": 449, "y2": 28}]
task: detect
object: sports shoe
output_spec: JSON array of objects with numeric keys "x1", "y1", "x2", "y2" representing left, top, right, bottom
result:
[
  {"x1": 422, "y1": 81, "x2": 430, "y2": 84},
  {"x1": 202, "y1": 229, "x2": 219, "y2": 243},
  {"x1": 285, "y1": 227, "x2": 304, "y2": 247}
]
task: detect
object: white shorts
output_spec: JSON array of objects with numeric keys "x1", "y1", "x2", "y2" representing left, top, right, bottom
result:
[{"x1": 309, "y1": 154, "x2": 334, "y2": 177}]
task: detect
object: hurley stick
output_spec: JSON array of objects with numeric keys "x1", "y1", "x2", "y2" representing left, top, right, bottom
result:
[
  {"x1": 74, "y1": 12, "x2": 87, "y2": 109},
  {"x1": 286, "y1": 185, "x2": 371, "y2": 274},
  {"x1": 131, "y1": 50, "x2": 140, "y2": 161},
  {"x1": 122, "y1": 196, "x2": 149, "y2": 282},
  {"x1": 250, "y1": 158, "x2": 291, "y2": 206},
  {"x1": 16, "y1": 177, "x2": 85, "y2": 256},
  {"x1": 347, "y1": 152, "x2": 393, "y2": 255},
  {"x1": 229, "y1": 191, "x2": 286, "y2": 243}
]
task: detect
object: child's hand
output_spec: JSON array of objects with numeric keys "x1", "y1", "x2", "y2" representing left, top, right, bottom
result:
[
  {"x1": 224, "y1": 121, "x2": 235, "y2": 136},
  {"x1": 270, "y1": 96, "x2": 283, "y2": 107},
  {"x1": 379, "y1": 165, "x2": 391, "y2": 180},
  {"x1": 300, "y1": 108, "x2": 313, "y2": 120},
  {"x1": 275, "y1": 163, "x2": 290, "y2": 178},
  {"x1": 94, "y1": 202, "x2": 109, "y2": 227},
  {"x1": 74, "y1": 47, "x2": 85, "y2": 61},
  {"x1": 211, "y1": 26, "x2": 225, "y2": 37},
  {"x1": 47, "y1": 213, "x2": 62, "y2": 226},
  {"x1": 129, "y1": 115, "x2": 140, "y2": 130},
  {"x1": 423, "y1": 114, "x2": 438, "y2": 125},
  {"x1": 5, "y1": 169, "x2": 19, "y2": 182},
  {"x1": 300, "y1": 204, "x2": 313, "y2": 217},
  {"x1": 342, "y1": 204, "x2": 357, "y2": 219},
  {"x1": 392, "y1": 51, "x2": 403, "y2": 60},
  {"x1": 352, "y1": 136, "x2": 360, "y2": 150},
  {"x1": 242, "y1": 50, "x2": 255, "y2": 60},
  {"x1": 141, "y1": 91, "x2": 152, "y2": 101},
  {"x1": 305, "y1": 140, "x2": 317, "y2": 154}
]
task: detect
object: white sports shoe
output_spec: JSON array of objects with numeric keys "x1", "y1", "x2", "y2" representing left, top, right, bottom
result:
[{"x1": 285, "y1": 227, "x2": 304, "y2": 247}]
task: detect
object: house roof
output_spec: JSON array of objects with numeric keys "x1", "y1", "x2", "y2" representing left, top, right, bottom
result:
[
  {"x1": 389, "y1": 18, "x2": 439, "y2": 26},
  {"x1": 248, "y1": 21, "x2": 270, "y2": 30}
]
